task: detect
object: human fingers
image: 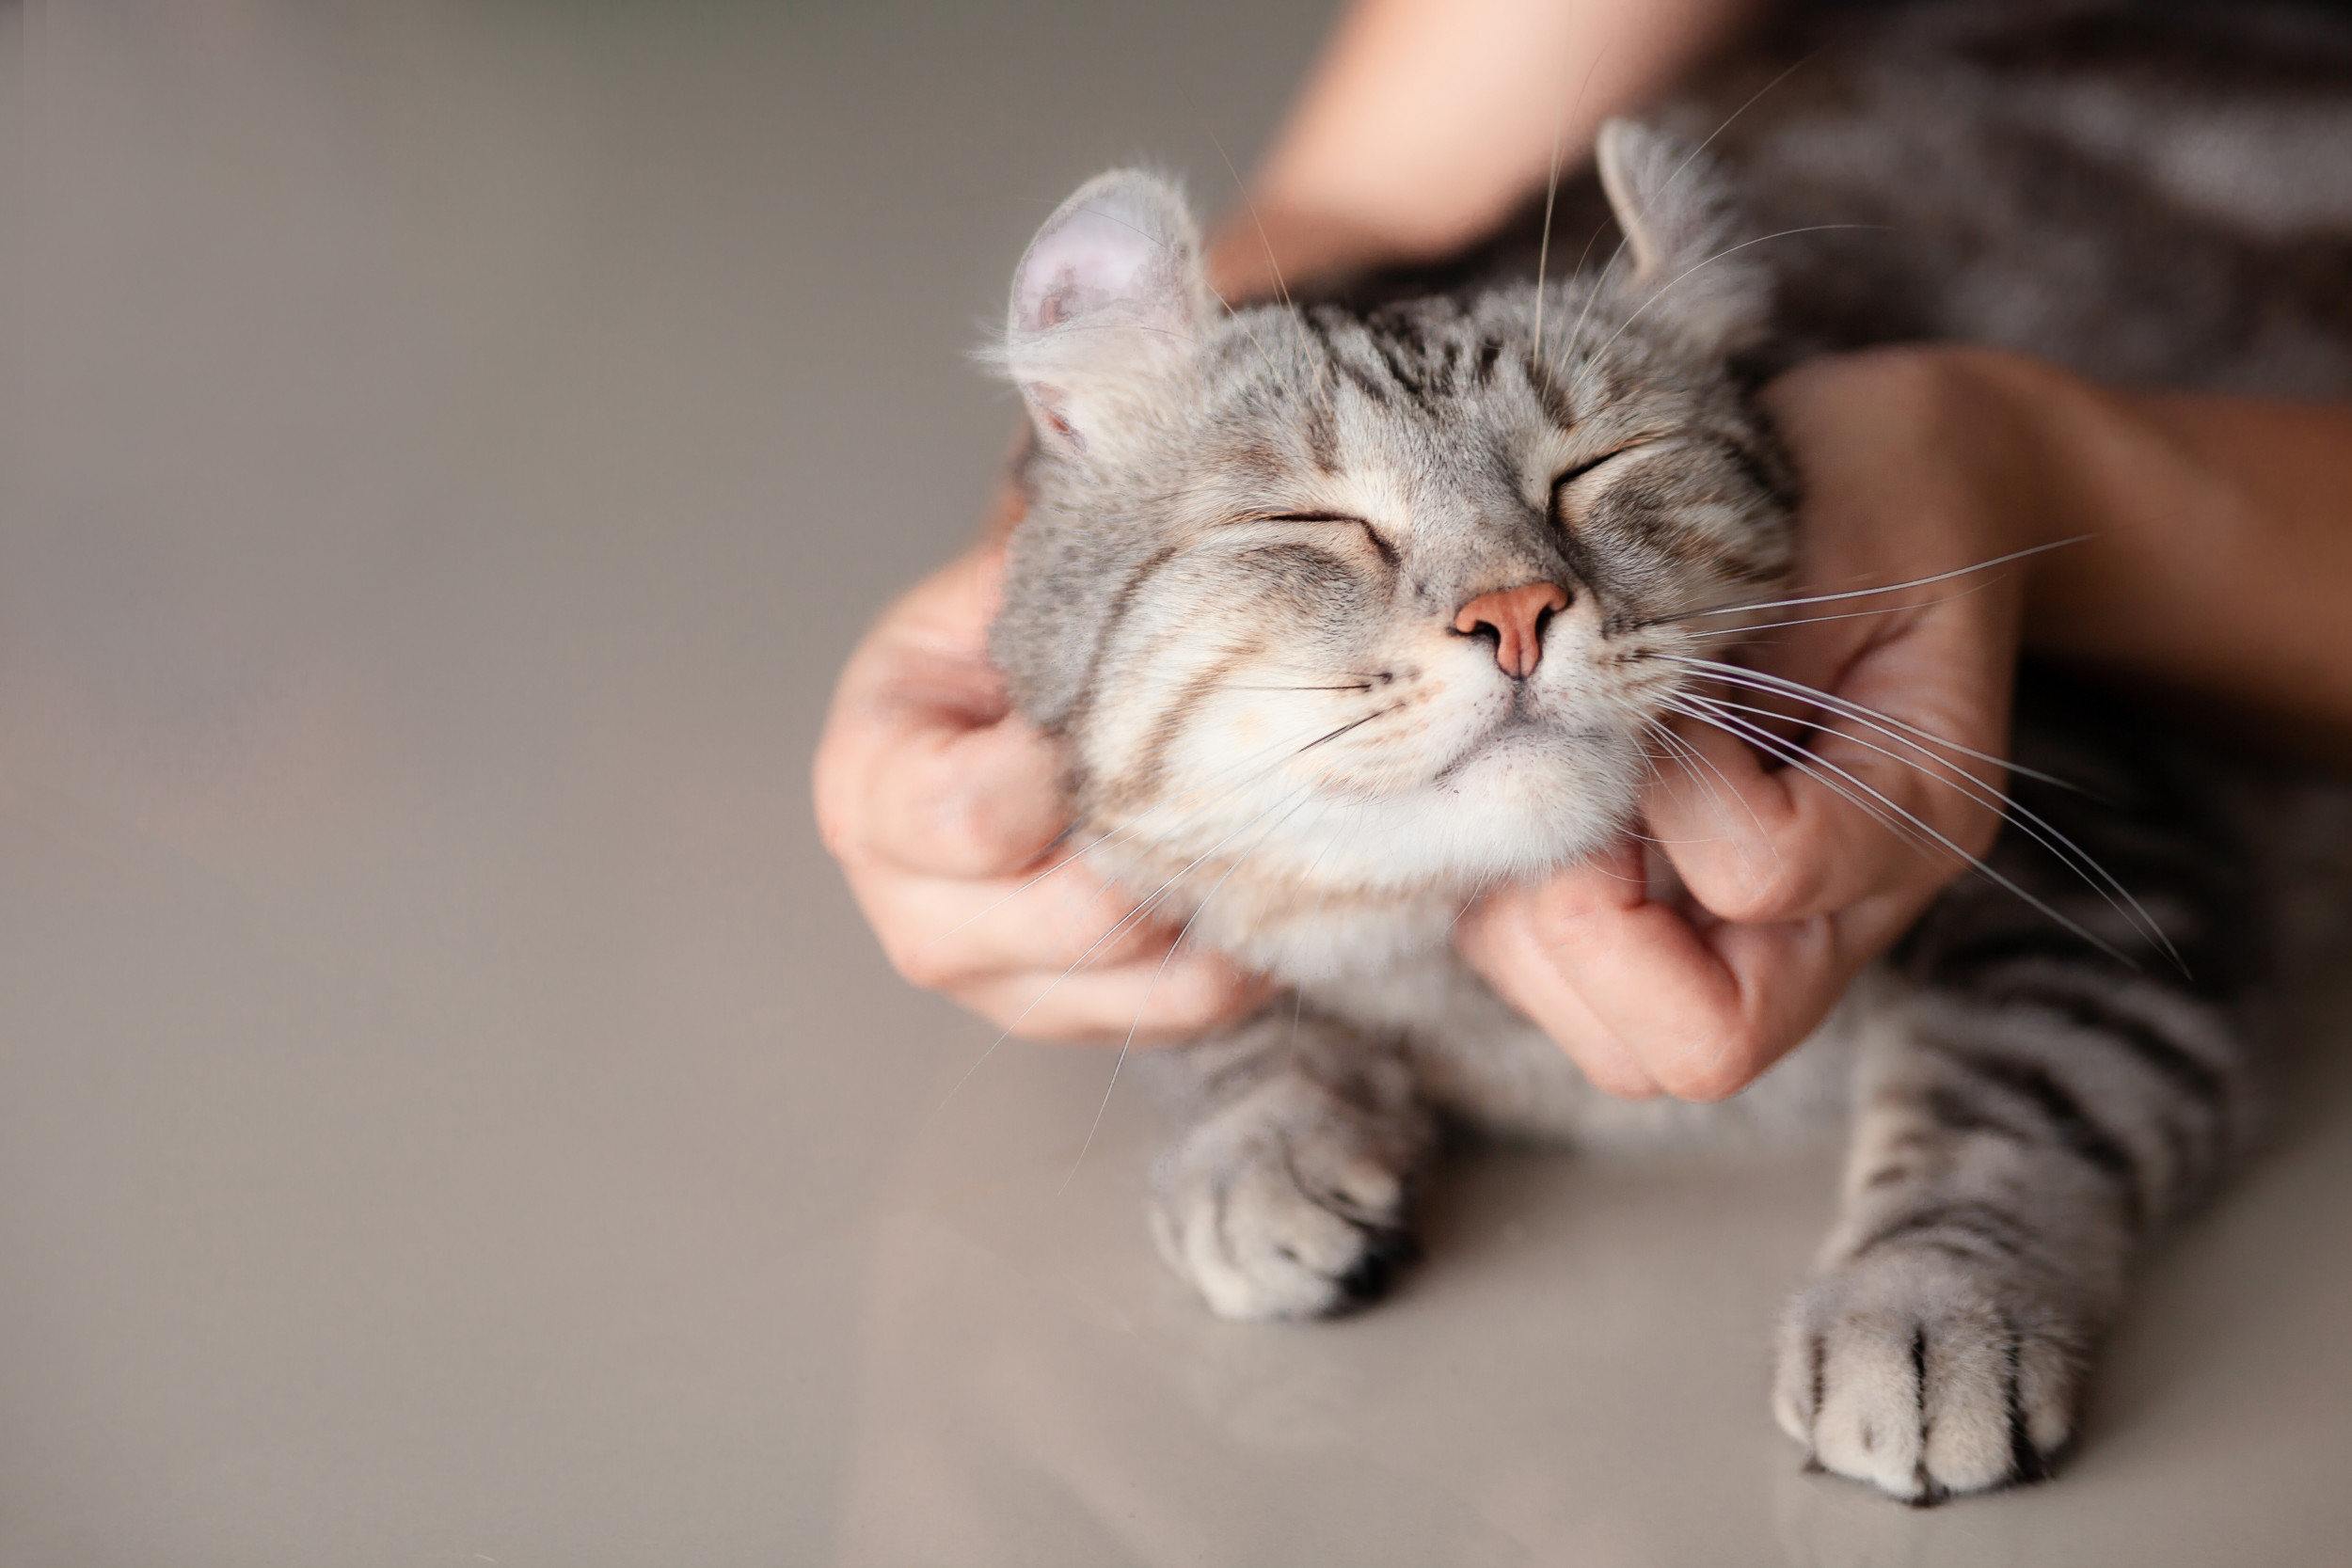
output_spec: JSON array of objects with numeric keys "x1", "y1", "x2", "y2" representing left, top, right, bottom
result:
[
  {"x1": 1457, "y1": 857, "x2": 1664, "y2": 1099},
  {"x1": 815, "y1": 542, "x2": 1071, "y2": 881},
  {"x1": 1645, "y1": 621, "x2": 2009, "y2": 927},
  {"x1": 1470, "y1": 842, "x2": 1835, "y2": 1101},
  {"x1": 1463, "y1": 843, "x2": 1910, "y2": 1101},
  {"x1": 958, "y1": 950, "x2": 1276, "y2": 1045},
  {"x1": 841, "y1": 818, "x2": 1276, "y2": 1042},
  {"x1": 853, "y1": 705, "x2": 1071, "y2": 880},
  {"x1": 849, "y1": 848, "x2": 1205, "y2": 995}
]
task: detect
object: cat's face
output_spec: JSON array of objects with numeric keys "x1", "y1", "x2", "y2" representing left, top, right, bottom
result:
[{"x1": 991, "y1": 123, "x2": 1794, "y2": 944}]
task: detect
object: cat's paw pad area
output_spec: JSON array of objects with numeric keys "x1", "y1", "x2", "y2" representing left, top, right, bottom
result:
[
  {"x1": 1147, "y1": 1076, "x2": 1428, "y2": 1322},
  {"x1": 1772, "y1": 1248, "x2": 2087, "y2": 1504}
]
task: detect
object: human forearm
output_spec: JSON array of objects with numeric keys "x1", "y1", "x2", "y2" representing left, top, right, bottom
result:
[
  {"x1": 2018, "y1": 369, "x2": 2352, "y2": 748},
  {"x1": 1210, "y1": 0, "x2": 1764, "y2": 295},
  {"x1": 1774, "y1": 345, "x2": 2352, "y2": 748}
]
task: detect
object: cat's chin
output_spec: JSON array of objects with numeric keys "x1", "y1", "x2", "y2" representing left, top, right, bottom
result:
[
  {"x1": 1411, "y1": 724, "x2": 1640, "y2": 875},
  {"x1": 1247, "y1": 727, "x2": 1639, "y2": 896}
]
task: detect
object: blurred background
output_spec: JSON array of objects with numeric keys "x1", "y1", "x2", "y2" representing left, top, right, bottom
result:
[{"x1": 8, "y1": 4, "x2": 2352, "y2": 1564}]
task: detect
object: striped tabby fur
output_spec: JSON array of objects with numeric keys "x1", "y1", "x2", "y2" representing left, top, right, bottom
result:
[{"x1": 985, "y1": 1, "x2": 2351, "y2": 1503}]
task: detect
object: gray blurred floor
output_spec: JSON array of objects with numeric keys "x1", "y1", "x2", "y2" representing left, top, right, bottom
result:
[{"x1": 8, "y1": 4, "x2": 2352, "y2": 1564}]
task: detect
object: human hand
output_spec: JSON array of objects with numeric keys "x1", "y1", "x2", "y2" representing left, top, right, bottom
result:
[
  {"x1": 1460, "y1": 347, "x2": 2061, "y2": 1099},
  {"x1": 813, "y1": 504, "x2": 1270, "y2": 1044}
]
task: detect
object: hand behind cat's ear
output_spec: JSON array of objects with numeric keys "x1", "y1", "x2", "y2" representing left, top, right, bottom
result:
[
  {"x1": 999, "y1": 169, "x2": 1208, "y2": 455},
  {"x1": 1594, "y1": 118, "x2": 1772, "y2": 358}
]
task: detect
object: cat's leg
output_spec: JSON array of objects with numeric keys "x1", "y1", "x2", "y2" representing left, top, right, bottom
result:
[
  {"x1": 1775, "y1": 976, "x2": 2241, "y2": 1499},
  {"x1": 1142, "y1": 1004, "x2": 1436, "y2": 1321},
  {"x1": 1776, "y1": 678, "x2": 2265, "y2": 1502}
]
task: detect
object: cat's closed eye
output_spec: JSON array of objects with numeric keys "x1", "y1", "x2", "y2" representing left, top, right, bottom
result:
[
  {"x1": 1549, "y1": 439, "x2": 1658, "y2": 498},
  {"x1": 1232, "y1": 512, "x2": 1400, "y2": 567}
]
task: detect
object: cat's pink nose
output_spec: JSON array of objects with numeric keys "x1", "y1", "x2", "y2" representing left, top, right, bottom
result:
[{"x1": 1453, "y1": 582, "x2": 1570, "y2": 678}]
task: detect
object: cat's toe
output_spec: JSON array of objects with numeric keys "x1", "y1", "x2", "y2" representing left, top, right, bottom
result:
[
  {"x1": 1773, "y1": 1249, "x2": 2086, "y2": 1503},
  {"x1": 1147, "y1": 1082, "x2": 1425, "y2": 1321}
]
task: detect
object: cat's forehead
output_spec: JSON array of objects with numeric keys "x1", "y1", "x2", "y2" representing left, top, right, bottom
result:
[{"x1": 1179, "y1": 293, "x2": 1696, "y2": 510}]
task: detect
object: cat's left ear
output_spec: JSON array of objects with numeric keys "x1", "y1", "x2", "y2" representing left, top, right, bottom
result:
[
  {"x1": 1001, "y1": 169, "x2": 1208, "y2": 455},
  {"x1": 1594, "y1": 119, "x2": 1772, "y2": 358}
]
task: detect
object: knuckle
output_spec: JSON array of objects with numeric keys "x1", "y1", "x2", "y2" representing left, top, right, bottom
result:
[
  {"x1": 882, "y1": 935, "x2": 962, "y2": 991},
  {"x1": 810, "y1": 771, "x2": 864, "y2": 863},
  {"x1": 815, "y1": 804, "x2": 867, "y2": 867},
  {"x1": 1661, "y1": 1030, "x2": 1764, "y2": 1102},
  {"x1": 924, "y1": 781, "x2": 1053, "y2": 879},
  {"x1": 1694, "y1": 858, "x2": 1819, "y2": 923},
  {"x1": 1668, "y1": 1056, "x2": 1751, "y2": 1102}
]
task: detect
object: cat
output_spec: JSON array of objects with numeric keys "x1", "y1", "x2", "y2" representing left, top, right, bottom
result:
[{"x1": 982, "y1": 0, "x2": 2352, "y2": 1504}]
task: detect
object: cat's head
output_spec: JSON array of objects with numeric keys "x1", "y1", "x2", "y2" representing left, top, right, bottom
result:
[{"x1": 989, "y1": 120, "x2": 1793, "y2": 953}]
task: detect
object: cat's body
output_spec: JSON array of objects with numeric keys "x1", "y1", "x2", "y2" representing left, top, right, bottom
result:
[{"x1": 985, "y1": 0, "x2": 2352, "y2": 1503}]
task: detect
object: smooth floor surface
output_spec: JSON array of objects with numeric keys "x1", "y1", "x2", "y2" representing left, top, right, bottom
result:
[{"x1": 8, "y1": 4, "x2": 2352, "y2": 1563}]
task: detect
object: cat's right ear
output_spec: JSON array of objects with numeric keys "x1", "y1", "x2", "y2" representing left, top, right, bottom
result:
[
  {"x1": 1000, "y1": 170, "x2": 1206, "y2": 456},
  {"x1": 1593, "y1": 119, "x2": 1770, "y2": 358}
]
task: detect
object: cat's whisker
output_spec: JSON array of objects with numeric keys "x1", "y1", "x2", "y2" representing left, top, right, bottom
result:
[
  {"x1": 1672, "y1": 683, "x2": 2177, "y2": 964},
  {"x1": 1207, "y1": 281, "x2": 1285, "y2": 385},
  {"x1": 1560, "y1": 239, "x2": 1623, "y2": 380},
  {"x1": 1671, "y1": 582, "x2": 1994, "y2": 639},
  {"x1": 1668, "y1": 51, "x2": 1820, "y2": 185},
  {"x1": 1638, "y1": 713, "x2": 1774, "y2": 879},
  {"x1": 1671, "y1": 670, "x2": 2174, "y2": 958},
  {"x1": 937, "y1": 674, "x2": 1366, "y2": 973},
  {"x1": 1574, "y1": 224, "x2": 1888, "y2": 388},
  {"x1": 1696, "y1": 689, "x2": 2153, "y2": 941},
  {"x1": 1554, "y1": 54, "x2": 1815, "y2": 376},
  {"x1": 1440, "y1": 881, "x2": 1486, "y2": 940},
  {"x1": 1667, "y1": 692, "x2": 2139, "y2": 968},
  {"x1": 1639, "y1": 536, "x2": 2094, "y2": 628},
  {"x1": 1657, "y1": 653, "x2": 2085, "y2": 794},
  {"x1": 1195, "y1": 110, "x2": 1294, "y2": 314},
  {"x1": 1562, "y1": 71, "x2": 1875, "y2": 403},
  {"x1": 1185, "y1": 89, "x2": 1329, "y2": 399},
  {"x1": 1292, "y1": 705, "x2": 1397, "y2": 757},
  {"x1": 1665, "y1": 691, "x2": 1979, "y2": 866},
  {"x1": 1532, "y1": 46, "x2": 1609, "y2": 385},
  {"x1": 1020, "y1": 319, "x2": 1196, "y2": 346}
]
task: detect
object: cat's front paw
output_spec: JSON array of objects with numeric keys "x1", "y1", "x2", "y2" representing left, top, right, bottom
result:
[
  {"x1": 1148, "y1": 1072, "x2": 1427, "y2": 1322},
  {"x1": 1773, "y1": 1247, "x2": 2090, "y2": 1504}
]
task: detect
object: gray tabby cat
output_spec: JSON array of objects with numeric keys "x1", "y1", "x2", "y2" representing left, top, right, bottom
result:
[{"x1": 985, "y1": 1, "x2": 2352, "y2": 1503}]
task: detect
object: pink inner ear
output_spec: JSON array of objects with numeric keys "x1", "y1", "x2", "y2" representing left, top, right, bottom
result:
[{"x1": 1016, "y1": 203, "x2": 1164, "y2": 337}]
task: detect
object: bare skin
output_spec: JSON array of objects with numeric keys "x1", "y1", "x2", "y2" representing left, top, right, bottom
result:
[
  {"x1": 1210, "y1": 0, "x2": 1762, "y2": 296},
  {"x1": 813, "y1": 0, "x2": 2352, "y2": 1092}
]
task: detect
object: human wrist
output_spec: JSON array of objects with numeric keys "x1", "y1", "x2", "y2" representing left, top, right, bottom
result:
[
  {"x1": 1979, "y1": 356, "x2": 2247, "y2": 677},
  {"x1": 1867, "y1": 344, "x2": 2082, "y2": 559},
  {"x1": 1758, "y1": 345, "x2": 2064, "y2": 609}
]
